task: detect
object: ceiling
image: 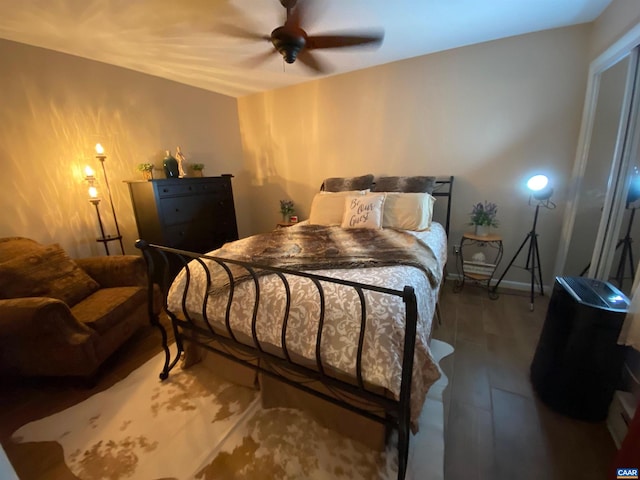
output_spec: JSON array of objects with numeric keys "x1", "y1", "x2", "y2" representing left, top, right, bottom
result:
[{"x1": 0, "y1": 0, "x2": 612, "y2": 98}]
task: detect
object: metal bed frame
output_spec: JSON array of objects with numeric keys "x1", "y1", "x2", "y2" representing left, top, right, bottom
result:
[{"x1": 136, "y1": 176, "x2": 453, "y2": 480}]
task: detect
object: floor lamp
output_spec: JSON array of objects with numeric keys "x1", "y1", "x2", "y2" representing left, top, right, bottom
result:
[
  {"x1": 491, "y1": 175, "x2": 555, "y2": 311},
  {"x1": 95, "y1": 144, "x2": 124, "y2": 254},
  {"x1": 84, "y1": 144, "x2": 125, "y2": 255}
]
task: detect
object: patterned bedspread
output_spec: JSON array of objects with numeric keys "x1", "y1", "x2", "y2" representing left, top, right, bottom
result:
[{"x1": 167, "y1": 223, "x2": 448, "y2": 429}]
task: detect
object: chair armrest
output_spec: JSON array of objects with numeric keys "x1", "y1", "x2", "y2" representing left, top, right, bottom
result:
[
  {"x1": 0, "y1": 297, "x2": 94, "y2": 342},
  {"x1": 0, "y1": 298, "x2": 98, "y2": 377},
  {"x1": 75, "y1": 255, "x2": 147, "y2": 288}
]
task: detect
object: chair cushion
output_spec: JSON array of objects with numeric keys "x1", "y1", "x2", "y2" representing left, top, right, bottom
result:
[
  {"x1": 0, "y1": 244, "x2": 100, "y2": 306},
  {"x1": 71, "y1": 287, "x2": 146, "y2": 334}
]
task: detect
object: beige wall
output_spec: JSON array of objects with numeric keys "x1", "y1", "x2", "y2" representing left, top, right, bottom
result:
[
  {"x1": 0, "y1": 39, "x2": 247, "y2": 258},
  {"x1": 590, "y1": 0, "x2": 640, "y2": 59},
  {"x1": 237, "y1": 25, "x2": 591, "y2": 286}
]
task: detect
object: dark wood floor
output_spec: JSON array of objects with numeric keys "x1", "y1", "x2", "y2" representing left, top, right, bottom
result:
[
  {"x1": 434, "y1": 280, "x2": 617, "y2": 480},
  {"x1": 0, "y1": 283, "x2": 618, "y2": 479},
  {"x1": 0, "y1": 319, "x2": 171, "y2": 480}
]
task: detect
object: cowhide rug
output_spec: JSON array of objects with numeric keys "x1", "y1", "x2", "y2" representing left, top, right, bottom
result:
[{"x1": 12, "y1": 340, "x2": 453, "y2": 479}]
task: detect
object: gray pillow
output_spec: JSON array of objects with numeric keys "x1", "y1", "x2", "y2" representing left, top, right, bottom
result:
[
  {"x1": 322, "y1": 174, "x2": 375, "y2": 192},
  {"x1": 372, "y1": 176, "x2": 437, "y2": 193}
]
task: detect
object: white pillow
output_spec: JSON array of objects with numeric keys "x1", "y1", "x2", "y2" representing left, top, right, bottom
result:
[
  {"x1": 309, "y1": 190, "x2": 366, "y2": 225},
  {"x1": 380, "y1": 192, "x2": 435, "y2": 230},
  {"x1": 341, "y1": 193, "x2": 386, "y2": 229}
]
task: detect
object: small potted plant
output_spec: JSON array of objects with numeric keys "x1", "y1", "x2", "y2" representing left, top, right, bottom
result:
[
  {"x1": 137, "y1": 163, "x2": 154, "y2": 180},
  {"x1": 191, "y1": 163, "x2": 205, "y2": 177},
  {"x1": 470, "y1": 201, "x2": 498, "y2": 236},
  {"x1": 279, "y1": 199, "x2": 295, "y2": 223}
]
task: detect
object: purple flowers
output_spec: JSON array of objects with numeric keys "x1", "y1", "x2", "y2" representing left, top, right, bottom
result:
[{"x1": 470, "y1": 201, "x2": 499, "y2": 227}]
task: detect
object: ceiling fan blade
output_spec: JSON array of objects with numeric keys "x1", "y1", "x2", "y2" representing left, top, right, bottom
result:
[
  {"x1": 306, "y1": 31, "x2": 384, "y2": 50},
  {"x1": 242, "y1": 49, "x2": 277, "y2": 68},
  {"x1": 216, "y1": 23, "x2": 270, "y2": 42},
  {"x1": 296, "y1": 50, "x2": 331, "y2": 74}
]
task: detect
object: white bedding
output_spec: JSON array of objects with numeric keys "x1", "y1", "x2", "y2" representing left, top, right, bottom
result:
[{"x1": 167, "y1": 223, "x2": 448, "y2": 428}]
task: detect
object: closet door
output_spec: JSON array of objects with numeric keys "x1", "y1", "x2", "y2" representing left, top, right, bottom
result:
[
  {"x1": 558, "y1": 41, "x2": 640, "y2": 296},
  {"x1": 562, "y1": 54, "x2": 633, "y2": 279},
  {"x1": 596, "y1": 62, "x2": 640, "y2": 295},
  {"x1": 596, "y1": 58, "x2": 640, "y2": 295}
]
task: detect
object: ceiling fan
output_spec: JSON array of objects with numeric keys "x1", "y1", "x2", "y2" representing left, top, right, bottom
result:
[{"x1": 223, "y1": 0, "x2": 384, "y2": 73}]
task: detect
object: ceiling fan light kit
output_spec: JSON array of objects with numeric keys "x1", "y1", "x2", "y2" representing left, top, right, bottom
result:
[{"x1": 271, "y1": 26, "x2": 306, "y2": 64}]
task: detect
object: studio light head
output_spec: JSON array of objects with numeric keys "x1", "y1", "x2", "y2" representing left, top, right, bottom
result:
[
  {"x1": 527, "y1": 174, "x2": 553, "y2": 201},
  {"x1": 627, "y1": 170, "x2": 640, "y2": 205}
]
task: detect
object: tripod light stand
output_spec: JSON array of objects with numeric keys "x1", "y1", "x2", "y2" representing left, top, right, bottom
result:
[
  {"x1": 612, "y1": 204, "x2": 637, "y2": 289},
  {"x1": 491, "y1": 175, "x2": 555, "y2": 311},
  {"x1": 579, "y1": 181, "x2": 640, "y2": 286}
]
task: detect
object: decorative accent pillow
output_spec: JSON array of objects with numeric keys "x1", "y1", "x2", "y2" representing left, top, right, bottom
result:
[
  {"x1": 0, "y1": 244, "x2": 100, "y2": 306},
  {"x1": 322, "y1": 174, "x2": 375, "y2": 192},
  {"x1": 341, "y1": 193, "x2": 386, "y2": 229},
  {"x1": 372, "y1": 176, "x2": 437, "y2": 193},
  {"x1": 309, "y1": 190, "x2": 367, "y2": 225},
  {"x1": 381, "y1": 192, "x2": 436, "y2": 230}
]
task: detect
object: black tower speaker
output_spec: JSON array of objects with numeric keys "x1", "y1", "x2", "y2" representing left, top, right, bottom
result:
[{"x1": 530, "y1": 276, "x2": 630, "y2": 421}]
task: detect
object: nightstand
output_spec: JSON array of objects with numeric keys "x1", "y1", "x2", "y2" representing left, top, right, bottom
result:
[{"x1": 454, "y1": 232, "x2": 503, "y2": 298}]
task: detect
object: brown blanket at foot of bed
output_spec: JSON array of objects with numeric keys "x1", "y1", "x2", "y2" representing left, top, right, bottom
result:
[{"x1": 204, "y1": 225, "x2": 440, "y2": 293}]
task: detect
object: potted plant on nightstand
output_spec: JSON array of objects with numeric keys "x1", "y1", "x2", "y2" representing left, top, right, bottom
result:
[
  {"x1": 137, "y1": 163, "x2": 154, "y2": 180},
  {"x1": 470, "y1": 201, "x2": 498, "y2": 236},
  {"x1": 280, "y1": 199, "x2": 295, "y2": 223},
  {"x1": 191, "y1": 163, "x2": 205, "y2": 177}
]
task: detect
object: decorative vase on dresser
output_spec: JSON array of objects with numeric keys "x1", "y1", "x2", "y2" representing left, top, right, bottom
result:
[{"x1": 163, "y1": 151, "x2": 180, "y2": 178}]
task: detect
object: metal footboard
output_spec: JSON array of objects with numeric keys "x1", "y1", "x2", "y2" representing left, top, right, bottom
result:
[{"x1": 136, "y1": 239, "x2": 418, "y2": 480}]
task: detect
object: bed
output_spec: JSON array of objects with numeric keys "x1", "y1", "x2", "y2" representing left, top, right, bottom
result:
[{"x1": 137, "y1": 175, "x2": 454, "y2": 480}]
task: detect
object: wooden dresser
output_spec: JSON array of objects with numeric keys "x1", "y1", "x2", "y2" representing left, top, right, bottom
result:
[{"x1": 126, "y1": 176, "x2": 238, "y2": 253}]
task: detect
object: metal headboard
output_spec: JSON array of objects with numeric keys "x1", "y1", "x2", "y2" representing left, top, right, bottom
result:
[
  {"x1": 431, "y1": 176, "x2": 454, "y2": 238},
  {"x1": 318, "y1": 175, "x2": 454, "y2": 238}
]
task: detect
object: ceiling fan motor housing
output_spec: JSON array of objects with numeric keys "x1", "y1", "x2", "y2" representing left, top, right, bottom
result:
[{"x1": 271, "y1": 26, "x2": 306, "y2": 63}]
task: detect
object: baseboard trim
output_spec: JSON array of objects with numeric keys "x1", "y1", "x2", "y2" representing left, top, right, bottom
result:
[{"x1": 445, "y1": 273, "x2": 549, "y2": 295}]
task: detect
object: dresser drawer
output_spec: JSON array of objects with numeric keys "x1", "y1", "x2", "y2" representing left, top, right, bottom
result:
[
  {"x1": 157, "y1": 179, "x2": 229, "y2": 198},
  {"x1": 164, "y1": 223, "x2": 230, "y2": 253},
  {"x1": 160, "y1": 193, "x2": 226, "y2": 226}
]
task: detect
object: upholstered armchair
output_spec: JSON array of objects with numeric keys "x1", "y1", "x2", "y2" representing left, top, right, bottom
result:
[{"x1": 0, "y1": 237, "x2": 161, "y2": 378}]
